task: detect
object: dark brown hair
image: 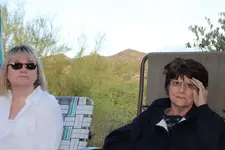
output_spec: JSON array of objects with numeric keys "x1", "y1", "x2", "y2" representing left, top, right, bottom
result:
[{"x1": 163, "y1": 57, "x2": 208, "y2": 94}]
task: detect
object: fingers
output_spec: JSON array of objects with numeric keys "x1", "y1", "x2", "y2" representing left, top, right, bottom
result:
[
  {"x1": 189, "y1": 78, "x2": 200, "y2": 93},
  {"x1": 205, "y1": 89, "x2": 208, "y2": 99},
  {"x1": 190, "y1": 78, "x2": 208, "y2": 106},
  {"x1": 189, "y1": 78, "x2": 198, "y2": 87},
  {"x1": 192, "y1": 78, "x2": 204, "y2": 88},
  {"x1": 190, "y1": 78, "x2": 205, "y2": 91},
  {"x1": 191, "y1": 77, "x2": 208, "y2": 98},
  {"x1": 192, "y1": 87, "x2": 199, "y2": 100}
]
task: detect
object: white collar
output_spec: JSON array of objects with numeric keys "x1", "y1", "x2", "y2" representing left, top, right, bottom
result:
[
  {"x1": 156, "y1": 117, "x2": 186, "y2": 132},
  {"x1": 6, "y1": 86, "x2": 43, "y2": 120},
  {"x1": 7, "y1": 86, "x2": 42, "y2": 104}
]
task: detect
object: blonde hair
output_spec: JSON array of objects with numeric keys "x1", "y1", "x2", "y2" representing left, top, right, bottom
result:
[{"x1": 0, "y1": 44, "x2": 47, "y2": 94}]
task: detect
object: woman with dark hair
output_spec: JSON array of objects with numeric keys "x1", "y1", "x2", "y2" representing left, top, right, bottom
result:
[{"x1": 103, "y1": 57, "x2": 225, "y2": 150}]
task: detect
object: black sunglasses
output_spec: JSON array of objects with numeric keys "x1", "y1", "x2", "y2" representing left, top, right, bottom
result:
[{"x1": 8, "y1": 62, "x2": 37, "y2": 70}]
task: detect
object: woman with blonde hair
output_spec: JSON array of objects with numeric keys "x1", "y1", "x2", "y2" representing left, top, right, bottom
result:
[{"x1": 0, "y1": 44, "x2": 63, "y2": 150}]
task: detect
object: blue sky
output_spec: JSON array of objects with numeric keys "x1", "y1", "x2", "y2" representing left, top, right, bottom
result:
[{"x1": 6, "y1": 0, "x2": 225, "y2": 57}]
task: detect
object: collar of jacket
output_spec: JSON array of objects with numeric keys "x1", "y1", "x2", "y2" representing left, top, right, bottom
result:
[{"x1": 144, "y1": 97, "x2": 197, "y2": 125}]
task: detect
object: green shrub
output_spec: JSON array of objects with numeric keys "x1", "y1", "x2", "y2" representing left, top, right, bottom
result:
[{"x1": 44, "y1": 54, "x2": 141, "y2": 147}]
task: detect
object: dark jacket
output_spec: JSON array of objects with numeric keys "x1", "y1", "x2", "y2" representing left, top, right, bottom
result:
[{"x1": 103, "y1": 98, "x2": 225, "y2": 150}]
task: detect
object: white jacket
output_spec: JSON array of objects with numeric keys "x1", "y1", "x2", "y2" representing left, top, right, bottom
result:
[{"x1": 0, "y1": 86, "x2": 63, "y2": 150}]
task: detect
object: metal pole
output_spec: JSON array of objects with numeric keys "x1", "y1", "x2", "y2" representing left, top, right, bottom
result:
[
  {"x1": 137, "y1": 54, "x2": 148, "y2": 116},
  {"x1": 0, "y1": 5, "x2": 3, "y2": 68}
]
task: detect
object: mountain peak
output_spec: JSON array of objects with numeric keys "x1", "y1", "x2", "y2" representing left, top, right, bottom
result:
[{"x1": 107, "y1": 49, "x2": 146, "y2": 61}]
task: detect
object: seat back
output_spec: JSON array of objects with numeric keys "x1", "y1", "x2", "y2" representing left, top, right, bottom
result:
[
  {"x1": 55, "y1": 96, "x2": 94, "y2": 150},
  {"x1": 145, "y1": 52, "x2": 225, "y2": 118}
]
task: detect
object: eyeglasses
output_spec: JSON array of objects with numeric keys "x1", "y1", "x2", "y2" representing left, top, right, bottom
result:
[
  {"x1": 7, "y1": 62, "x2": 37, "y2": 70},
  {"x1": 170, "y1": 79, "x2": 197, "y2": 90}
]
